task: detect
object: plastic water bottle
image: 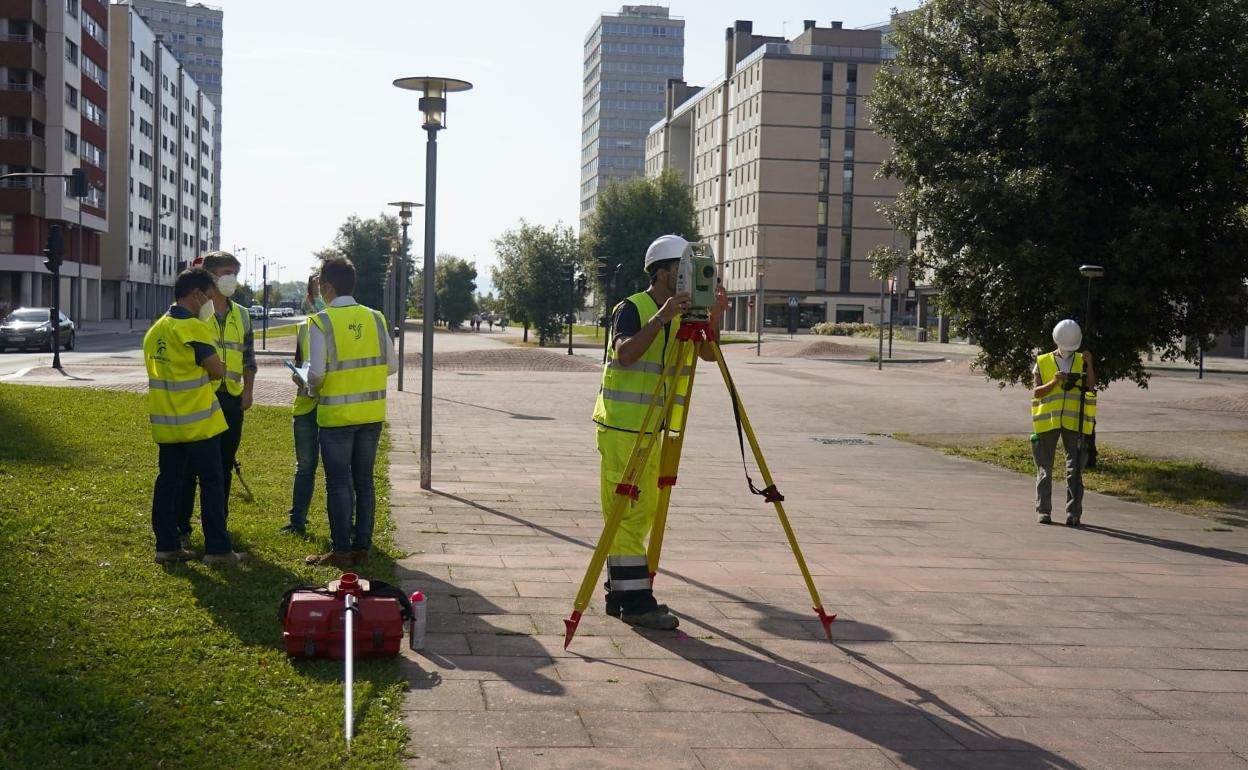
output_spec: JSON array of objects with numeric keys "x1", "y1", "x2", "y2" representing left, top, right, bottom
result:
[{"x1": 408, "y1": 591, "x2": 427, "y2": 651}]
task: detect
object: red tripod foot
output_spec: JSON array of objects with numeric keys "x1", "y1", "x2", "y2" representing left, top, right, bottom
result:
[
  {"x1": 815, "y1": 606, "x2": 836, "y2": 642},
  {"x1": 563, "y1": 611, "x2": 583, "y2": 649}
]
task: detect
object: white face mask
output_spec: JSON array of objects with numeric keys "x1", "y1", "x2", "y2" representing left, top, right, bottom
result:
[
  {"x1": 216, "y1": 273, "x2": 239, "y2": 297},
  {"x1": 198, "y1": 294, "x2": 216, "y2": 322},
  {"x1": 1057, "y1": 347, "x2": 1075, "y2": 358}
]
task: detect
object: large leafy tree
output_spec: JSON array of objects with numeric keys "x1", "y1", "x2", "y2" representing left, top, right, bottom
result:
[
  {"x1": 433, "y1": 256, "x2": 477, "y2": 328},
  {"x1": 325, "y1": 214, "x2": 409, "y2": 312},
  {"x1": 492, "y1": 221, "x2": 587, "y2": 346},
  {"x1": 585, "y1": 168, "x2": 700, "y2": 311},
  {"x1": 871, "y1": 0, "x2": 1248, "y2": 386}
]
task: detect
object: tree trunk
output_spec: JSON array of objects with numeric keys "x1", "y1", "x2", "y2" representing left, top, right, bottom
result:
[{"x1": 523, "y1": 322, "x2": 529, "y2": 343}]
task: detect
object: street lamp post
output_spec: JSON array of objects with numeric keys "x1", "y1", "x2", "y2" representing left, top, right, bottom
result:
[
  {"x1": 394, "y1": 75, "x2": 473, "y2": 491},
  {"x1": 389, "y1": 201, "x2": 422, "y2": 392}
]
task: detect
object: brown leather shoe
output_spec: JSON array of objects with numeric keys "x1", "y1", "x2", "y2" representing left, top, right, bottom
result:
[
  {"x1": 305, "y1": 550, "x2": 353, "y2": 568},
  {"x1": 350, "y1": 548, "x2": 370, "y2": 566}
]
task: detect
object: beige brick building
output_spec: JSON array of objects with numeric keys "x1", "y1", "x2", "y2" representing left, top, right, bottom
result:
[{"x1": 646, "y1": 20, "x2": 910, "y2": 333}]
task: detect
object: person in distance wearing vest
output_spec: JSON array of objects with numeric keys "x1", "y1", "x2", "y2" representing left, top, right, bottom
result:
[
  {"x1": 304, "y1": 257, "x2": 397, "y2": 569},
  {"x1": 175, "y1": 251, "x2": 257, "y2": 550},
  {"x1": 144, "y1": 268, "x2": 247, "y2": 564},
  {"x1": 1031, "y1": 319, "x2": 1097, "y2": 526},
  {"x1": 279, "y1": 271, "x2": 326, "y2": 536},
  {"x1": 593, "y1": 234, "x2": 729, "y2": 630}
]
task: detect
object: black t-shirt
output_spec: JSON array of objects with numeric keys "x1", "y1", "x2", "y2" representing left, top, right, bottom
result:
[{"x1": 611, "y1": 295, "x2": 672, "y2": 347}]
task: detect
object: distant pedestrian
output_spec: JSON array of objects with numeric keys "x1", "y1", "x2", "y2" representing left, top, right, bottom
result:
[
  {"x1": 472, "y1": 312, "x2": 481, "y2": 332},
  {"x1": 1031, "y1": 319, "x2": 1097, "y2": 527},
  {"x1": 487, "y1": 314, "x2": 494, "y2": 331}
]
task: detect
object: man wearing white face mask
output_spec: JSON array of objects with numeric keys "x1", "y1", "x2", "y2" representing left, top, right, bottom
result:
[
  {"x1": 176, "y1": 251, "x2": 257, "y2": 550},
  {"x1": 1031, "y1": 319, "x2": 1097, "y2": 526}
]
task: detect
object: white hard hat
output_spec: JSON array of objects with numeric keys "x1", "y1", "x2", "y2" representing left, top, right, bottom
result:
[
  {"x1": 1052, "y1": 319, "x2": 1082, "y2": 351},
  {"x1": 644, "y1": 234, "x2": 692, "y2": 270}
]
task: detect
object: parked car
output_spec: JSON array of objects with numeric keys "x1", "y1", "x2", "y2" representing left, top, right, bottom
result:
[
  {"x1": 248, "y1": 305, "x2": 266, "y2": 319},
  {"x1": 281, "y1": 307, "x2": 295, "y2": 317},
  {"x1": 0, "y1": 307, "x2": 75, "y2": 352},
  {"x1": 267, "y1": 307, "x2": 284, "y2": 318}
]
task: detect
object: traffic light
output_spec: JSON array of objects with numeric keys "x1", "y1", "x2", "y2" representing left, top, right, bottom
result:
[
  {"x1": 595, "y1": 255, "x2": 611, "y2": 289},
  {"x1": 43, "y1": 225, "x2": 63, "y2": 273},
  {"x1": 576, "y1": 273, "x2": 587, "y2": 294},
  {"x1": 69, "y1": 168, "x2": 88, "y2": 198}
]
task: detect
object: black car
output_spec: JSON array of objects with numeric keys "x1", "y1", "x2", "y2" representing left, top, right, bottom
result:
[{"x1": 0, "y1": 307, "x2": 76, "y2": 352}]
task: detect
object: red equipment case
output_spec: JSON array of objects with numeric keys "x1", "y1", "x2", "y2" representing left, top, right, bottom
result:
[{"x1": 280, "y1": 574, "x2": 408, "y2": 659}]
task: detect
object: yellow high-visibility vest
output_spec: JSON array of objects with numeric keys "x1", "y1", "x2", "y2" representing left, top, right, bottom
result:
[
  {"x1": 143, "y1": 312, "x2": 228, "y2": 444},
  {"x1": 310, "y1": 304, "x2": 389, "y2": 428},
  {"x1": 592, "y1": 291, "x2": 688, "y2": 433},
  {"x1": 210, "y1": 300, "x2": 250, "y2": 396},
  {"x1": 292, "y1": 320, "x2": 316, "y2": 417},
  {"x1": 1031, "y1": 351, "x2": 1097, "y2": 434}
]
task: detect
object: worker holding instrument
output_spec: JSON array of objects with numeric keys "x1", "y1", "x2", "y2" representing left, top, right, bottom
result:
[
  {"x1": 591, "y1": 234, "x2": 728, "y2": 630},
  {"x1": 1031, "y1": 319, "x2": 1097, "y2": 526}
]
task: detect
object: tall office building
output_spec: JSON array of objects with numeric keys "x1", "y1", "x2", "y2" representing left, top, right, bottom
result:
[
  {"x1": 101, "y1": 4, "x2": 217, "y2": 320},
  {"x1": 0, "y1": 0, "x2": 110, "y2": 322},
  {"x1": 127, "y1": 0, "x2": 220, "y2": 249},
  {"x1": 646, "y1": 20, "x2": 910, "y2": 333},
  {"x1": 580, "y1": 5, "x2": 683, "y2": 230}
]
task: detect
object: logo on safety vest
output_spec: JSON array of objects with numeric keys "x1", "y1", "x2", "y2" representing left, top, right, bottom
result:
[{"x1": 349, "y1": 322, "x2": 363, "y2": 341}]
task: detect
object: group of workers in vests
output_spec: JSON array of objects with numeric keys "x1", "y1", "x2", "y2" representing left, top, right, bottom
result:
[{"x1": 143, "y1": 252, "x2": 395, "y2": 569}]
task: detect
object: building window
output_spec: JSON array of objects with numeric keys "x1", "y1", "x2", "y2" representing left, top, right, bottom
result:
[
  {"x1": 64, "y1": 131, "x2": 78, "y2": 155},
  {"x1": 846, "y1": 64, "x2": 858, "y2": 97},
  {"x1": 845, "y1": 98, "x2": 857, "y2": 129},
  {"x1": 65, "y1": 84, "x2": 78, "y2": 109},
  {"x1": 82, "y1": 96, "x2": 105, "y2": 127},
  {"x1": 65, "y1": 0, "x2": 78, "y2": 19},
  {"x1": 65, "y1": 39, "x2": 79, "y2": 66},
  {"x1": 81, "y1": 56, "x2": 107, "y2": 87},
  {"x1": 835, "y1": 304, "x2": 864, "y2": 323},
  {"x1": 817, "y1": 201, "x2": 828, "y2": 226}
]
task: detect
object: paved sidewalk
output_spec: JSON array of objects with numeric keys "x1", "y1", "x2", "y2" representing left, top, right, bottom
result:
[{"x1": 386, "y1": 332, "x2": 1248, "y2": 769}]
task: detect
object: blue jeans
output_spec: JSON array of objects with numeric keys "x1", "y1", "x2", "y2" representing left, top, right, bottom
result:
[
  {"x1": 154, "y1": 436, "x2": 231, "y2": 554},
  {"x1": 319, "y1": 421, "x2": 382, "y2": 552},
  {"x1": 287, "y1": 409, "x2": 319, "y2": 530}
]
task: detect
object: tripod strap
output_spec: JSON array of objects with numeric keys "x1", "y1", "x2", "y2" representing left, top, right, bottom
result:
[{"x1": 719, "y1": 346, "x2": 784, "y2": 504}]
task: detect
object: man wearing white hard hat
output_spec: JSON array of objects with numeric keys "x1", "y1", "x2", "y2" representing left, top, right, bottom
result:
[
  {"x1": 590, "y1": 234, "x2": 728, "y2": 629},
  {"x1": 1030, "y1": 319, "x2": 1097, "y2": 525}
]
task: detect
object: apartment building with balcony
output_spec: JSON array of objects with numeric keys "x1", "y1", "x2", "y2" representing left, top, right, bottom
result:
[
  {"x1": 646, "y1": 20, "x2": 910, "y2": 333},
  {"x1": 0, "y1": 0, "x2": 109, "y2": 323},
  {"x1": 102, "y1": 2, "x2": 215, "y2": 320}
]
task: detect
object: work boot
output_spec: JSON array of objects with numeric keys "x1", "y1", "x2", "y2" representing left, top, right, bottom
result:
[
  {"x1": 155, "y1": 548, "x2": 197, "y2": 564},
  {"x1": 621, "y1": 607, "x2": 680, "y2": 630},
  {"x1": 1065, "y1": 513, "x2": 1082, "y2": 527},
  {"x1": 1036, "y1": 513, "x2": 1052, "y2": 525},
  {"x1": 278, "y1": 523, "x2": 307, "y2": 536},
  {"x1": 179, "y1": 533, "x2": 192, "y2": 551},
  {"x1": 305, "y1": 550, "x2": 353, "y2": 569},
  {"x1": 603, "y1": 583, "x2": 668, "y2": 618},
  {"x1": 350, "y1": 548, "x2": 370, "y2": 566},
  {"x1": 203, "y1": 551, "x2": 250, "y2": 566}
]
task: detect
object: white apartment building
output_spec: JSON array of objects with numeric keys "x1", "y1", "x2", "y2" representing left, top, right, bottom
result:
[{"x1": 102, "y1": 3, "x2": 216, "y2": 320}]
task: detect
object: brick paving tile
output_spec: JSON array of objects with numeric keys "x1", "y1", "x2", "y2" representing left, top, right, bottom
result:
[
  {"x1": 404, "y1": 711, "x2": 591, "y2": 748},
  {"x1": 498, "y1": 748, "x2": 703, "y2": 769},
  {"x1": 578, "y1": 710, "x2": 779, "y2": 748},
  {"x1": 693, "y1": 747, "x2": 898, "y2": 769},
  {"x1": 403, "y1": 747, "x2": 502, "y2": 770}
]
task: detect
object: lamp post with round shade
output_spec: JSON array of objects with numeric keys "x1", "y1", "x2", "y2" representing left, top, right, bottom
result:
[
  {"x1": 392, "y1": 76, "x2": 473, "y2": 490},
  {"x1": 388, "y1": 201, "x2": 422, "y2": 392}
]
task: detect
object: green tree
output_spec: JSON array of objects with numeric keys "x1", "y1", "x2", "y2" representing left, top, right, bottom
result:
[
  {"x1": 585, "y1": 168, "x2": 699, "y2": 311},
  {"x1": 435, "y1": 256, "x2": 478, "y2": 328},
  {"x1": 870, "y1": 0, "x2": 1248, "y2": 387},
  {"x1": 325, "y1": 215, "x2": 408, "y2": 312},
  {"x1": 492, "y1": 221, "x2": 587, "y2": 345}
]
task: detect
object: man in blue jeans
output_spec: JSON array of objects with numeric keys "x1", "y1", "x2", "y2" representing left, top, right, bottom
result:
[
  {"x1": 303, "y1": 257, "x2": 396, "y2": 568},
  {"x1": 280, "y1": 273, "x2": 326, "y2": 536}
]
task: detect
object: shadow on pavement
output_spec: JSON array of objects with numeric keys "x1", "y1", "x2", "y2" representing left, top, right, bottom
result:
[{"x1": 1079, "y1": 524, "x2": 1248, "y2": 565}]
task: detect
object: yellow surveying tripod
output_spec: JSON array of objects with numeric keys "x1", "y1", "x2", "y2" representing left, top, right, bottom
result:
[{"x1": 563, "y1": 317, "x2": 836, "y2": 648}]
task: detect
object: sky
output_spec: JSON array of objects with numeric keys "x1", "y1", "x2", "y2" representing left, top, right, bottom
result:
[{"x1": 217, "y1": 0, "x2": 921, "y2": 293}]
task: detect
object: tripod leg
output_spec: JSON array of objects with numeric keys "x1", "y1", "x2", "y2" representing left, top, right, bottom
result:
[
  {"x1": 646, "y1": 346, "x2": 699, "y2": 584},
  {"x1": 709, "y1": 341, "x2": 837, "y2": 641},
  {"x1": 565, "y1": 338, "x2": 691, "y2": 648}
]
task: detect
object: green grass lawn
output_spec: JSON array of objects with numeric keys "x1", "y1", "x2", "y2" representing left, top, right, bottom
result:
[
  {"x1": 0, "y1": 384, "x2": 406, "y2": 769},
  {"x1": 898, "y1": 433, "x2": 1248, "y2": 528}
]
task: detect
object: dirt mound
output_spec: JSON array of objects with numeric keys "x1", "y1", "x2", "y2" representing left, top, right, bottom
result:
[
  {"x1": 1168, "y1": 394, "x2": 1248, "y2": 413},
  {"x1": 408, "y1": 349, "x2": 601, "y2": 372},
  {"x1": 764, "y1": 340, "x2": 869, "y2": 359}
]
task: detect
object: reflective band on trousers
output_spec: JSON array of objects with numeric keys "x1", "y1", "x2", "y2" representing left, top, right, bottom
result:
[
  {"x1": 149, "y1": 375, "x2": 209, "y2": 391},
  {"x1": 607, "y1": 555, "x2": 647, "y2": 567},
  {"x1": 600, "y1": 388, "x2": 686, "y2": 407},
  {"x1": 150, "y1": 401, "x2": 221, "y2": 426},
  {"x1": 610, "y1": 578, "x2": 652, "y2": 591},
  {"x1": 317, "y1": 389, "x2": 386, "y2": 406}
]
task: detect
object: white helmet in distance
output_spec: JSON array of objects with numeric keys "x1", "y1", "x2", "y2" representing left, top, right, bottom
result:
[
  {"x1": 644, "y1": 234, "x2": 692, "y2": 270},
  {"x1": 1052, "y1": 319, "x2": 1082, "y2": 353}
]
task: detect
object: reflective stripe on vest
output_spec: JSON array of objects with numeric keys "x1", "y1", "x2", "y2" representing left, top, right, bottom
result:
[
  {"x1": 592, "y1": 291, "x2": 683, "y2": 433},
  {"x1": 1031, "y1": 352, "x2": 1096, "y2": 435},
  {"x1": 312, "y1": 304, "x2": 389, "y2": 428},
  {"x1": 213, "y1": 302, "x2": 249, "y2": 396},
  {"x1": 292, "y1": 320, "x2": 317, "y2": 417},
  {"x1": 143, "y1": 313, "x2": 228, "y2": 444}
]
